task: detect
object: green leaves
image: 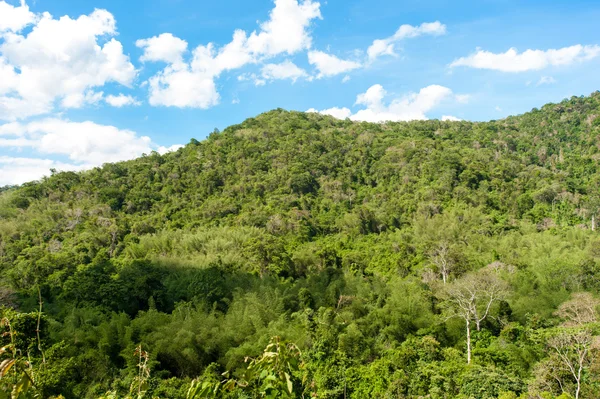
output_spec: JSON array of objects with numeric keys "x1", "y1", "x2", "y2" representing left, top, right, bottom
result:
[
  {"x1": 3, "y1": 93, "x2": 600, "y2": 398},
  {"x1": 187, "y1": 337, "x2": 305, "y2": 399}
]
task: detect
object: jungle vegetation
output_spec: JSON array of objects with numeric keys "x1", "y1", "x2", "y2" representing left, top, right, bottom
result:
[{"x1": 2, "y1": 92, "x2": 600, "y2": 398}]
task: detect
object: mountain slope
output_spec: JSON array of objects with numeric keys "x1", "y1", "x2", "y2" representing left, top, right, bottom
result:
[{"x1": 1, "y1": 92, "x2": 600, "y2": 398}]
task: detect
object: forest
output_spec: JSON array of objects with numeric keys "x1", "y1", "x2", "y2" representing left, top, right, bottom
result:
[{"x1": 2, "y1": 92, "x2": 600, "y2": 398}]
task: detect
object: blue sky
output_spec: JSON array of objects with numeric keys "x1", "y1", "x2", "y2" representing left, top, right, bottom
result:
[{"x1": 1, "y1": 0, "x2": 600, "y2": 185}]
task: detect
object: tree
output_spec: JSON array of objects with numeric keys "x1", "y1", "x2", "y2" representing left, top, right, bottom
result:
[
  {"x1": 429, "y1": 242, "x2": 453, "y2": 284},
  {"x1": 530, "y1": 356, "x2": 571, "y2": 398},
  {"x1": 441, "y1": 269, "x2": 509, "y2": 363},
  {"x1": 536, "y1": 293, "x2": 600, "y2": 399},
  {"x1": 546, "y1": 328, "x2": 598, "y2": 399},
  {"x1": 555, "y1": 292, "x2": 599, "y2": 326},
  {"x1": 582, "y1": 194, "x2": 600, "y2": 231}
]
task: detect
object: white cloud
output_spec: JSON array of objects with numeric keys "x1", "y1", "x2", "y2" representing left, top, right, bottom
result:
[
  {"x1": 0, "y1": 119, "x2": 153, "y2": 164},
  {"x1": 450, "y1": 44, "x2": 600, "y2": 72},
  {"x1": 307, "y1": 106, "x2": 351, "y2": 119},
  {"x1": 0, "y1": 118, "x2": 186, "y2": 184},
  {"x1": 392, "y1": 21, "x2": 447, "y2": 40},
  {"x1": 308, "y1": 50, "x2": 361, "y2": 78},
  {"x1": 0, "y1": 7, "x2": 136, "y2": 120},
  {"x1": 367, "y1": 40, "x2": 395, "y2": 61},
  {"x1": 190, "y1": 30, "x2": 254, "y2": 78},
  {"x1": 157, "y1": 144, "x2": 184, "y2": 154},
  {"x1": 260, "y1": 60, "x2": 308, "y2": 82},
  {"x1": 246, "y1": 0, "x2": 321, "y2": 56},
  {"x1": 367, "y1": 21, "x2": 446, "y2": 61},
  {"x1": 61, "y1": 90, "x2": 104, "y2": 109},
  {"x1": 309, "y1": 84, "x2": 455, "y2": 122},
  {"x1": 0, "y1": 56, "x2": 17, "y2": 93},
  {"x1": 105, "y1": 94, "x2": 141, "y2": 107},
  {"x1": 0, "y1": 1, "x2": 37, "y2": 33},
  {"x1": 537, "y1": 76, "x2": 556, "y2": 86},
  {"x1": 0, "y1": 117, "x2": 186, "y2": 184},
  {"x1": 139, "y1": 0, "x2": 321, "y2": 108},
  {"x1": 352, "y1": 84, "x2": 453, "y2": 122},
  {"x1": 342, "y1": 75, "x2": 350, "y2": 83},
  {"x1": 136, "y1": 33, "x2": 188, "y2": 66},
  {"x1": 239, "y1": 67, "x2": 305, "y2": 86},
  {"x1": 0, "y1": 156, "x2": 87, "y2": 186},
  {"x1": 442, "y1": 115, "x2": 461, "y2": 121},
  {"x1": 147, "y1": 67, "x2": 220, "y2": 108},
  {"x1": 0, "y1": 95, "x2": 48, "y2": 120}
]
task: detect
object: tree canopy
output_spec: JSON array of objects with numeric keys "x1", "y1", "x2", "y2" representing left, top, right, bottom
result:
[{"x1": 2, "y1": 92, "x2": 600, "y2": 398}]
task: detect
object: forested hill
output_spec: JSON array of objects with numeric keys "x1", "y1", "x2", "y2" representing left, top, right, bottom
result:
[{"x1": 2, "y1": 92, "x2": 600, "y2": 398}]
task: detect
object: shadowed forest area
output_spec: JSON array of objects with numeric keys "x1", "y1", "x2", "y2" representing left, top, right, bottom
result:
[{"x1": 2, "y1": 93, "x2": 600, "y2": 398}]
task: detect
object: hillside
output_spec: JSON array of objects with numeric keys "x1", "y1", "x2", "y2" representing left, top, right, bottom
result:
[{"x1": 2, "y1": 92, "x2": 600, "y2": 398}]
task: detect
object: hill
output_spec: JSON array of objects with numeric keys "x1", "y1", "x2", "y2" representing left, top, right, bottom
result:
[{"x1": 2, "y1": 92, "x2": 600, "y2": 398}]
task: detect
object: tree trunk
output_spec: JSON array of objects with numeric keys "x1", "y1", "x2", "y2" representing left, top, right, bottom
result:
[
  {"x1": 109, "y1": 230, "x2": 118, "y2": 258},
  {"x1": 466, "y1": 319, "x2": 472, "y2": 364},
  {"x1": 576, "y1": 363, "x2": 583, "y2": 399}
]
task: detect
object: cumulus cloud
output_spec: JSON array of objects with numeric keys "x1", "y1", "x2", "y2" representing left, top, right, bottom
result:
[
  {"x1": 105, "y1": 94, "x2": 141, "y2": 107},
  {"x1": 245, "y1": 0, "x2": 321, "y2": 56},
  {"x1": 309, "y1": 84, "x2": 457, "y2": 122},
  {"x1": 62, "y1": 91, "x2": 104, "y2": 109},
  {"x1": 450, "y1": 44, "x2": 600, "y2": 72},
  {"x1": 0, "y1": 119, "x2": 154, "y2": 164},
  {"x1": 351, "y1": 84, "x2": 453, "y2": 122},
  {"x1": 0, "y1": 0, "x2": 37, "y2": 33},
  {"x1": 0, "y1": 6, "x2": 136, "y2": 120},
  {"x1": 260, "y1": 60, "x2": 308, "y2": 82},
  {"x1": 0, "y1": 118, "x2": 189, "y2": 184},
  {"x1": 442, "y1": 115, "x2": 461, "y2": 121},
  {"x1": 136, "y1": 33, "x2": 188, "y2": 66},
  {"x1": 146, "y1": 67, "x2": 220, "y2": 108},
  {"x1": 157, "y1": 144, "x2": 184, "y2": 154},
  {"x1": 0, "y1": 156, "x2": 88, "y2": 186},
  {"x1": 138, "y1": 0, "x2": 321, "y2": 108},
  {"x1": 308, "y1": 50, "x2": 361, "y2": 78},
  {"x1": 307, "y1": 106, "x2": 351, "y2": 119},
  {"x1": 367, "y1": 21, "x2": 446, "y2": 61},
  {"x1": 239, "y1": 60, "x2": 310, "y2": 86}
]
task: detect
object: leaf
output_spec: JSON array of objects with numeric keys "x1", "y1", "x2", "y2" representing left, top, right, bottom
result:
[
  {"x1": 11, "y1": 372, "x2": 32, "y2": 399},
  {"x1": 222, "y1": 379, "x2": 236, "y2": 390},
  {"x1": 0, "y1": 360, "x2": 15, "y2": 378},
  {"x1": 284, "y1": 372, "x2": 293, "y2": 394}
]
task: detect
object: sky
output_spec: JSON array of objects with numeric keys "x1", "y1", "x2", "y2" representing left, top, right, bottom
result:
[{"x1": 1, "y1": 0, "x2": 600, "y2": 185}]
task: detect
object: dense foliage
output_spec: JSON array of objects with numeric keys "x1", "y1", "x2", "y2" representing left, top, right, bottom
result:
[{"x1": 2, "y1": 92, "x2": 600, "y2": 398}]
